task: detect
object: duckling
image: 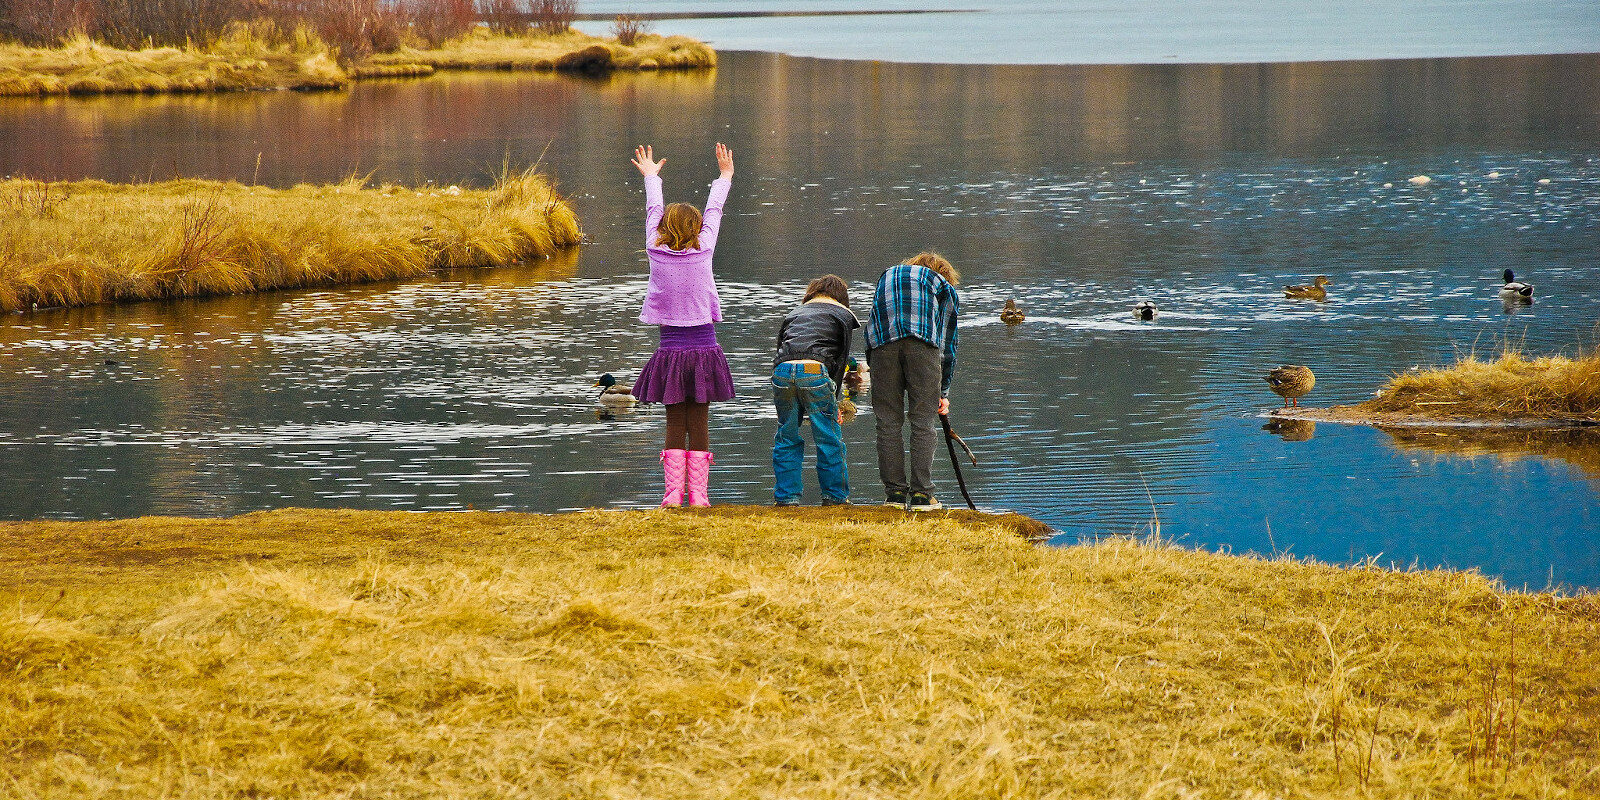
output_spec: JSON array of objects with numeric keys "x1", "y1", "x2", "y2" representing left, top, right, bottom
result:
[
  {"x1": 1000, "y1": 299, "x2": 1026, "y2": 325},
  {"x1": 1284, "y1": 276, "x2": 1331, "y2": 301},
  {"x1": 593, "y1": 373, "x2": 638, "y2": 407},
  {"x1": 1133, "y1": 301, "x2": 1158, "y2": 321},
  {"x1": 843, "y1": 357, "x2": 870, "y2": 393},
  {"x1": 1264, "y1": 365, "x2": 1315, "y2": 408},
  {"x1": 1499, "y1": 269, "x2": 1533, "y2": 303}
]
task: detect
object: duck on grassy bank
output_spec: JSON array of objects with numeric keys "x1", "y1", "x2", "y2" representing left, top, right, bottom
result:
[{"x1": 1265, "y1": 365, "x2": 1315, "y2": 408}]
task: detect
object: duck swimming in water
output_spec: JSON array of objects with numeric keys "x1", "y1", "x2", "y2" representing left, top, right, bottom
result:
[
  {"x1": 1499, "y1": 269, "x2": 1534, "y2": 303},
  {"x1": 1133, "y1": 301, "x2": 1158, "y2": 321},
  {"x1": 1265, "y1": 365, "x2": 1315, "y2": 408},
  {"x1": 1000, "y1": 300, "x2": 1026, "y2": 325},
  {"x1": 1284, "y1": 276, "x2": 1331, "y2": 301},
  {"x1": 593, "y1": 373, "x2": 638, "y2": 407},
  {"x1": 844, "y1": 357, "x2": 871, "y2": 393}
]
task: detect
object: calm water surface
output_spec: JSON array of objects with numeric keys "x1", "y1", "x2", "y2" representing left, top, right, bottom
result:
[
  {"x1": 573, "y1": 0, "x2": 1600, "y2": 64},
  {"x1": 2, "y1": 52, "x2": 1598, "y2": 588}
]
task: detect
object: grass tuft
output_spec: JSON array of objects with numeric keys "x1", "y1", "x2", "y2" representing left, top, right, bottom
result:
[
  {"x1": 1363, "y1": 346, "x2": 1600, "y2": 421},
  {"x1": 0, "y1": 168, "x2": 580, "y2": 312},
  {"x1": 0, "y1": 507, "x2": 1594, "y2": 798}
]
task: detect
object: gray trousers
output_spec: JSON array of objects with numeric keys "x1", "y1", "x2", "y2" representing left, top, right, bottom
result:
[{"x1": 867, "y1": 338, "x2": 941, "y2": 495}]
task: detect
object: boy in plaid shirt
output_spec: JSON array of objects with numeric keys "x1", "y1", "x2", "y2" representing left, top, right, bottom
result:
[{"x1": 863, "y1": 252, "x2": 960, "y2": 511}]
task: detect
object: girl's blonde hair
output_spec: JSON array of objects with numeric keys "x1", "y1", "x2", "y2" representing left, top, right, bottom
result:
[
  {"x1": 655, "y1": 203, "x2": 703, "y2": 250},
  {"x1": 904, "y1": 251, "x2": 959, "y2": 285}
]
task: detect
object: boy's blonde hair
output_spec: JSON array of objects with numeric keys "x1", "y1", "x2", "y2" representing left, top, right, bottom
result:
[
  {"x1": 655, "y1": 203, "x2": 703, "y2": 250},
  {"x1": 904, "y1": 252, "x2": 959, "y2": 285}
]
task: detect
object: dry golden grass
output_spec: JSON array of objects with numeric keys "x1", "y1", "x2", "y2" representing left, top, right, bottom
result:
[
  {"x1": 2, "y1": 507, "x2": 1595, "y2": 798},
  {"x1": 0, "y1": 22, "x2": 346, "y2": 96},
  {"x1": 368, "y1": 28, "x2": 717, "y2": 72},
  {"x1": 1363, "y1": 348, "x2": 1600, "y2": 422},
  {"x1": 0, "y1": 168, "x2": 581, "y2": 312},
  {"x1": 0, "y1": 25, "x2": 711, "y2": 96}
]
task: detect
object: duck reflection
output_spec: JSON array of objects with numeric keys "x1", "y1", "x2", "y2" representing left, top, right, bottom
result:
[{"x1": 1263, "y1": 417, "x2": 1317, "y2": 441}]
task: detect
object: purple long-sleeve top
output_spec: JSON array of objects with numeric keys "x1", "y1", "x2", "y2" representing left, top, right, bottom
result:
[{"x1": 640, "y1": 174, "x2": 731, "y2": 326}]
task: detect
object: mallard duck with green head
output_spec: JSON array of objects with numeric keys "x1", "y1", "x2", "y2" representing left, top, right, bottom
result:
[
  {"x1": 1284, "y1": 276, "x2": 1331, "y2": 301},
  {"x1": 1499, "y1": 269, "x2": 1533, "y2": 303},
  {"x1": 1265, "y1": 365, "x2": 1315, "y2": 408},
  {"x1": 593, "y1": 373, "x2": 638, "y2": 408}
]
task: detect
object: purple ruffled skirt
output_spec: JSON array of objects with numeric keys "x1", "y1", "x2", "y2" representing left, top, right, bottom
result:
[{"x1": 632, "y1": 323, "x2": 735, "y2": 405}]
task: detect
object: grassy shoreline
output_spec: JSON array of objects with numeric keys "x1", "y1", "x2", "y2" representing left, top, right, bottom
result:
[
  {"x1": 2, "y1": 507, "x2": 1595, "y2": 798},
  {"x1": 0, "y1": 170, "x2": 580, "y2": 313},
  {"x1": 0, "y1": 27, "x2": 714, "y2": 96}
]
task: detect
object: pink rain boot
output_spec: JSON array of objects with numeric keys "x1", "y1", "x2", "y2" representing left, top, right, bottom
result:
[
  {"x1": 685, "y1": 450, "x2": 714, "y2": 507},
  {"x1": 659, "y1": 448, "x2": 687, "y2": 508}
]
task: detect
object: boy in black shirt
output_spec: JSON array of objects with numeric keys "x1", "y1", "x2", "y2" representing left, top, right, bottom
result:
[{"x1": 771, "y1": 275, "x2": 860, "y2": 506}]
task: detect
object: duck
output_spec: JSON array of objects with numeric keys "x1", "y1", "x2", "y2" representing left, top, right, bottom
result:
[
  {"x1": 1133, "y1": 301, "x2": 1158, "y2": 321},
  {"x1": 1264, "y1": 365, "x2": 1315, "y2": 408},
  {"x1": 1000, "y1": 299, "x2": 1026, "y2": 325},
  {"x1": 844, "y1": 357, "x2": 870, "y2": 393},
  {"x1": 593, "y1": 373, "x2": 638, "y2": 407},
  {"x1": 1499, "y1": 269, "x2": 1533, "y2": 303},
  {"x1": 1284, "y1": 276, "x2": 1331, "y2": 301}
]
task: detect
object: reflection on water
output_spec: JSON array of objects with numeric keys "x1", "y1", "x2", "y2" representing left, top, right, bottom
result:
[
  {"x1": 1, "y1": 52, "x2": 1598, "y2": 588},
  {"x1": 1263, "y1": 418, "x2": 1317, "y2": 442},
  {"x1": 1384, "y1": 427, "x2": 1600, "y2": 483}
]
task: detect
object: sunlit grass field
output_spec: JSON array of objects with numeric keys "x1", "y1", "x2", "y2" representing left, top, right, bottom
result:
[
  {"x1": 0, "y1": 25, "x2": 713, "y2": 96},
  {"x1": 2, "y1": 507, "x2": 1595, "y2": 798},
  {"x1": 0, "y1": 168, "x2": 580, "y2": 312},
  {"x1": 367, "y1": 29, "x2": 716, "y2": 73}
]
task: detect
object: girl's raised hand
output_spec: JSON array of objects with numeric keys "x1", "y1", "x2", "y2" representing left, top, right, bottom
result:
[
  {"x1": 631, "y1": 145, "x2": 665, "y2": 177},
  {"x1": 715, "y1": 142, "x2": 734, "y2": 178}
]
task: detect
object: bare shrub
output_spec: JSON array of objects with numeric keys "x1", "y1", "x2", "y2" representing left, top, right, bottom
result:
[
  {"x1": 0, "y1": 0, "x2": 85, "y2": 44},
  {"x1": 528, "y1": 0, "x2": 572, "y2": 34},
  {"x1": 405, "y1": 0, "x2": 474, "y2": 46},
  {"x1": 477, "y1": 0, "x2": 523, "y2": 35},
  {"x1": 272, "y1": 0, "x2": 404, "y2": 59},
  {"x1": 610, "y1": 13, "x2": 648, "y2": 46}
]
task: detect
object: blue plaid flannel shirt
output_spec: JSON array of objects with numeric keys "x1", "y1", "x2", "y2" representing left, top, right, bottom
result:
[{"x1": 863, "y1": 264, "x2": 960, "y2": 396}]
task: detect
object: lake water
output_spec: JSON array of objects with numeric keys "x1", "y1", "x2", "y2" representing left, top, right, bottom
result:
[
  {"x1": 2, "y1": 51, "x2": 1598, "y2": 589},
  {"x1": 572, "y1": 0, "x2": 1600, "y2": 64}
]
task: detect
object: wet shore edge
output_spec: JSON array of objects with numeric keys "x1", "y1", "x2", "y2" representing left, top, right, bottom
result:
[{"x1": 1269, "y1": 405, "x2": 1600, "y2": 430}]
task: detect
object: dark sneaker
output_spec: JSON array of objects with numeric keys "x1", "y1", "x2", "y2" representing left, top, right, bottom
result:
[
  {"x1": 773, "y1": 499, "x2": 800, "y2": 508},
  {"x1": 907, "y1": 492, "x2": 942, "y2": 512},
  {"x1": 821, "y1": 496, "x2": 852, "y2": 506},
  {"x1": 884, "y1": 489, "x2": 908, "y2": 509}
]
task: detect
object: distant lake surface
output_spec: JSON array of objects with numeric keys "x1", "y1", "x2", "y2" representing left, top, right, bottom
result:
[
  {"x1": 1, "y1": 51, "x2": 1597, "y2": 588},
  {"x1": 575, "y1": 0, "x2": 1600, "y2": 64}
]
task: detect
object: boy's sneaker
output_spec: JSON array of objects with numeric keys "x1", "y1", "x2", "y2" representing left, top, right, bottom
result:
[
  {"x1": 821, "y1": 496, "x2": 852, "y2": 507},
  {"x1": 884, "y1": 489, "x2": 908, "y2": 509},
  {"x1": 906, "y1": 492, "x2": 942, "y2": 512},
  {"x1": 774, "y1": 499, "x2": 801, "y2": 508}
]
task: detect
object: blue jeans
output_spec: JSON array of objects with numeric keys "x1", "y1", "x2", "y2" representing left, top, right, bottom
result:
[{"x1": 772, "y1": 362, "x2": 849, "y2": 504}]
